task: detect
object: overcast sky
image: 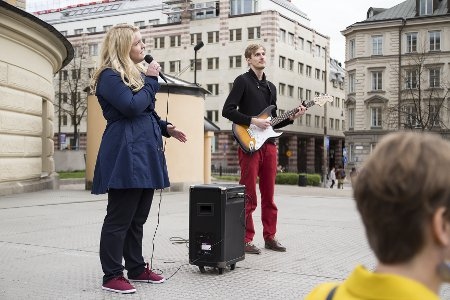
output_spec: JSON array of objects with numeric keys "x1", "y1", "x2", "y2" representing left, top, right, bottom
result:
[{"x1": 28, "y1": 0, "x2": 406, "y2": 63}]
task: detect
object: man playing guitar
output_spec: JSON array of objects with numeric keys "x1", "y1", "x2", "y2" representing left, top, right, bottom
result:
[{"x1": 222, "y1": 44, "x2": 306, "y2": 254}]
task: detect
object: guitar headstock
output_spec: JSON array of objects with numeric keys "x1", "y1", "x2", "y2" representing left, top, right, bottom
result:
[{"x1": 313, "y1": 94, "x2": 334, "y2": 107}]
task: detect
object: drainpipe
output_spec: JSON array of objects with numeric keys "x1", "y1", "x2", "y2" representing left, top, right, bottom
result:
[{"x1": 398, "y1": 18, "x2": 406, "y2": 129}]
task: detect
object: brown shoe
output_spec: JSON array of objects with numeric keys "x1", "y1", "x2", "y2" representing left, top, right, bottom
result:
[
  {"x1": 265, "y1": 238, "x2": 286, "y2": 252},
  {"x1": 244, "y1": 242, "x2": 261, "y2": 254}
]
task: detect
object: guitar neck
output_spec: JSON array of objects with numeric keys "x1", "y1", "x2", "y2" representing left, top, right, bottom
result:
[{"x1": 270, "y1": 100, "x2": 316, "y2": 126}]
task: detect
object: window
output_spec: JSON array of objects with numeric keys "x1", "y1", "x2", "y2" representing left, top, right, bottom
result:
[
  {"x1": 61, "y1": 70, "x2": 68, "y2": 80},
  {"x1": 406, "y1": 33, "x2": 418, "y2": 53},
  {"x1": 74, "y1": 28, "x2": 83, "y2": 35},
  {"x1": 278, "y1": 83, "x2": 285, "y2": 95},
  {"x1": 191, "y1": 33, "x2": 202, "y2": 45},
  {"x1": 419, "y1": 0, "x2": 433, "y2": 15},
  {"x1": 372, "y1": 35, "x2": 382, "y2": 55},
  {"x1": 335, "y1": 97, "x2": 340, "y2": 108},
  {"x1": 371, "y1": 107, "x2": 382, "y2": 128},
  {"x1": 229, "y1": 56, "x2": 242, "y2": 68},
  {"x1": 349, "y1": 39, "x2": 355, "y2": 59},
  {"x1": 287, "y1": 85, "x2": 294, "y2": 97},
  {"x1": 429, "y1": 68, "x2": 440, "y2": 87},
  {"x1": 279, "y1": 56, "x2": 286, "y2": 69},
  {"x1": 60, "y1": 30, "x2": 67, "y2": 36},
  {"x1": 314, "y1": 116, "x2": 320, "y2": 128},
  {"x1": 207, "y1": 57, "x2": 219, "y2": 70},
  {"x1": 229, "y1": 29, "x2": 242, "y2": 41},
  {"x1": 62, "y1": 93, "x2": 68, "y2": 103},
  {"x1": 307, "y1": 41, "x2": 312, "y2": 53},
  {"x1": 103, "y1": 25, "x2": 112, "y2": 32},
  {"x1": 305, "y1": 89, "x2": 311, "y2": 100},
  {"x1": 429, "y1": 31, "x2": 441, "y2": 51},
  {"x1": 87, "y1": 27, "x2": 96, "y2": 33},
  {"x1": 329, "y1": 118, "x2": 334, "y2": 129},
  {"x1": 88, "y1": 43, "x2": 98, "y2": 56},
  {"x1": 315, "y1": 68, "x2": 320, "y2": 80},
  {"x1": 288, "y1": 59, "x2": 294, "y2": 71},
  {"x1": 405, "y1": 106, "x2": 419, "y2": 127},
  {"x1": 306, "y1": 114, "x2": 311, "y2": 126},
  {"x1": 154, "y1": 37, "x2": 165, "y2": 49},
  {"x1": 206, "y1": 110, "x2": 219, "y2": 122},
  {"x1": 306, "y1": 66, "x2": 312, "y2": 77},
  {"x1": 62, "y1": 115, "x2": 68, "y2": 126},
  {"x1": 169, "y1": 60, "x2": 180, "y2": 73},
  {"x1": 134, "y1": 21, "x2": 145, "y2": 28},
  {"x1": 206, "y1": 84, "x2": 219, "y2": 95},
  {"x1": 230, "y1": 0, "x2": 256, "y2": 15},
  {"x1": 71, "y1": 69, "x2": 80, "y2": 79},
  {"x1": 149, "y1": 19, "x2": 160, "y2": 25},
  {"x1": 430, "y1": 105, "x2": 440, "y2": 126},
  {"x1": 349, "y1": 144, "x2": 354, "y2": 162},
  {"x1": 298, "y1": 37, "x2": 304, "y2": 50},
  {"x1": 190, "y1": 59, "x2": 202, "y2": 71},
  {"x1": 335, "y1": 119, "x2": 340, "y2": 131},
  {"x1": 298, "y1": 63, "x2": 304, "y2": 74},
  {"x1": 348, "y1": 73, "x2": 355, "y2": 93},
  {"x1": 248, "y1": 27, "x2": 260, "y2": 40},
  {"x1": 405, "y1": 69, "x2": 418, "y2": 89},
  {"x1": 288, "y1": 32, "x2": 294, "y2": 45},
  {"x1": 279, "y1": 29, "x2": 286, "y2": 43},
  {"x1": 348, "y1": 108, "x2": 355, "y2": 129},
  {"x1": 170, "y1": 35, "x2": 181, "y2": 47},
  {"x1": 298, "y1": 87, "x2": 303, "y2": 99},
  {"x1": 315, "y1": 45, "x2": 321, "y2": 56},
  {"x1": 371, "y1": 71, "x2": 383, "y2": 90},
  {"x1": 208, "y1": 31, "x2": 219, "y2": 43}
]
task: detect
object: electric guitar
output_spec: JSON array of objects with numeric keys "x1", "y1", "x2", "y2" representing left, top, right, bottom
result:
[{"x1": 232, "y1": 95, "x2": 333, "y2": 153}]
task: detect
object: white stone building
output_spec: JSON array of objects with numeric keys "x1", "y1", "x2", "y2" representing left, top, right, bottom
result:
[{"x1": 36, "y1": 0, "x2": 346, "y2": 174}]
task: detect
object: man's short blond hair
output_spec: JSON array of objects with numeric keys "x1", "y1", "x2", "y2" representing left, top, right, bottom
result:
[{"x1": 244, "y1": 44, "x2": 265, "y2": 59}]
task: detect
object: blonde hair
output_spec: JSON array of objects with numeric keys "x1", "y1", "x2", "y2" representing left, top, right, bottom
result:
[
  {"x1": 90, "y1": 24, "x2": 146, "y2": 93},
  {"x1": 244, "y1": 44, "x2": 265, "y2": 59}
]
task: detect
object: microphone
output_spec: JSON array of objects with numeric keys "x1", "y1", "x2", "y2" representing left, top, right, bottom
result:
[{"x1": 144, "y1": 54, "x2": 167, "y2": 83}]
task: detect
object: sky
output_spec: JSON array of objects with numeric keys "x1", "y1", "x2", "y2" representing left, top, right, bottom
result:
[{"x1": 27, "y1": 0, "x2": 406, "y2": 63}]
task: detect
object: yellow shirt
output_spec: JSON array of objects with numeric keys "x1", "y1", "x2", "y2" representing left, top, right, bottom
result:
[{"x1": 305, "y1": 265, "x2": 440, "y2": 300}]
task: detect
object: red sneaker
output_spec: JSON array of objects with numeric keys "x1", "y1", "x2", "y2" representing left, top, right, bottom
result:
[
  {"x1": 128, "y1": 263, "x2": 165, "y2": 284},
  {"x1": 102, "y1": 276, "x2": 136, "y2": 294}
]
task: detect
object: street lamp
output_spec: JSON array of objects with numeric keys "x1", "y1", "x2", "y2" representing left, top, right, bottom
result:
[{"x1": 193, "y1": 41, "x2": 204, "y2": 85}]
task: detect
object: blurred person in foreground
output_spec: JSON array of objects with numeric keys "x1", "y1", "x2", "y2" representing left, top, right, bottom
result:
[
  {"x1": 306, "y1": 132, "x2": 450, "y2": 300},
  {"x1": 90, "y1": 24, "x2": 187, "y2": 294}
]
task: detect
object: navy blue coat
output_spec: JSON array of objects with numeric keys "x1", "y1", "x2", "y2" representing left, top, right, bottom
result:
[{"x1": 91, "y1": 68, "x2": 171, "y2": 194}]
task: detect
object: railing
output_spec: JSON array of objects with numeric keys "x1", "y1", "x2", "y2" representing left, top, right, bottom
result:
[{"x1": 211, "y1": 166, "x2": 240, "y2": 176}]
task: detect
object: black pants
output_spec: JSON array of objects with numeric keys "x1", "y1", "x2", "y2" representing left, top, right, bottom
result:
[
  {"x1": 100, "y1": 188, "x2": 154, "y2": 283},
  {"x1": 330, "y1": 180, "x2": 335, "y2": 188}
]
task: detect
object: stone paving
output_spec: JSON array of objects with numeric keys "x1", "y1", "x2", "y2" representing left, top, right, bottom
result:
[{"x1": 0, "y1": 182, "x2": 449, "y2": 299}]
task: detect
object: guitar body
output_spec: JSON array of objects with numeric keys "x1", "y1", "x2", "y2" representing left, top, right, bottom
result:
[
  {"x1": 231, "y1": 95, "x2": 333, "y2": 153},
  {"x1": 232, "y1": 105, "x2": 282, "y2": 153}
]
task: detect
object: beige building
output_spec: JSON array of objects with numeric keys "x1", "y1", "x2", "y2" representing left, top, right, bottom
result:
[
  {"x1": 342, "y1": 0, "x2": 450, "y2": 168},
  {"x1": 36, "y1": 0, "x2": 346, "y2": 176},
  {"x1": 0, "y1": 1, "x2": 72, "y2": 195}
]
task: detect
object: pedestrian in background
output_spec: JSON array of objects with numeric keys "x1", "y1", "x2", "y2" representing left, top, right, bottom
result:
[{"x1": 329, "y1": 167, "x2": 336, "y2": 188}]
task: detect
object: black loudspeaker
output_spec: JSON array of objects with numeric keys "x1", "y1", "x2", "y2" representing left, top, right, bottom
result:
[{"x1": 189, "y1": 183, "x2": 245, "y2": 274}]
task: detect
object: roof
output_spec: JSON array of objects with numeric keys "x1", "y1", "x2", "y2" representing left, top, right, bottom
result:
[
  {"x1": 0, "y1": 1, "x2": 74, "y2": 70},
  {"x1": 363, "y1": 0, "x2": 448, "y2": 22},
  {"x1": 269, "y1": 0, "x2": 309, "y2": 20},
  {"x1": 204, "y1": 117, "x2": 220, "y2": 131}
]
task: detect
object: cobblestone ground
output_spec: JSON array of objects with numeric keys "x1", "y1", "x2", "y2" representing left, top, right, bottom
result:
[{"x1": 0, "y1": 182, "x2": 449, "y2": 299}]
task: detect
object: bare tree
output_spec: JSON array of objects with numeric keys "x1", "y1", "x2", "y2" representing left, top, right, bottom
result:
[
  {"x1": 385, "y1": 42, "x2": 449, "y2": 132},
  {"x1": 56, "y1": 34, "x2": 91, "y2": 149}
]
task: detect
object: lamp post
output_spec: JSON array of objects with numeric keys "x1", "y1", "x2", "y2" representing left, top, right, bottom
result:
[
  {"x1": 322, "y1": 47, "x2": 328, "y2": 188},
  {"x1": 193, "y1": 41, "x2": 204, "y2": 85}
]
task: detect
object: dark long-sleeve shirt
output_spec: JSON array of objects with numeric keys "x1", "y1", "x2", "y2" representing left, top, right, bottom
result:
[{"x1": 222, "y1": 69, "x2": 293, "y2": 129}]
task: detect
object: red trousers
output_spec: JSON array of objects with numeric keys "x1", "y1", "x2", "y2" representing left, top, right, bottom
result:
[{"x1": 238, "y1": 143, "x2": 278, "y2": 242}]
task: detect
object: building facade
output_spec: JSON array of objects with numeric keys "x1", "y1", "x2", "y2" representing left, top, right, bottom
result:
[
  {"x1": 36, "y1": 0, "x2": 346, "y2": 175},
  {"x1": 342, "y1": 0, "x2": 450, "y2": 168},
  {"x1": 0, "y1": 1, "x2": 72, "y2": 195}
]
